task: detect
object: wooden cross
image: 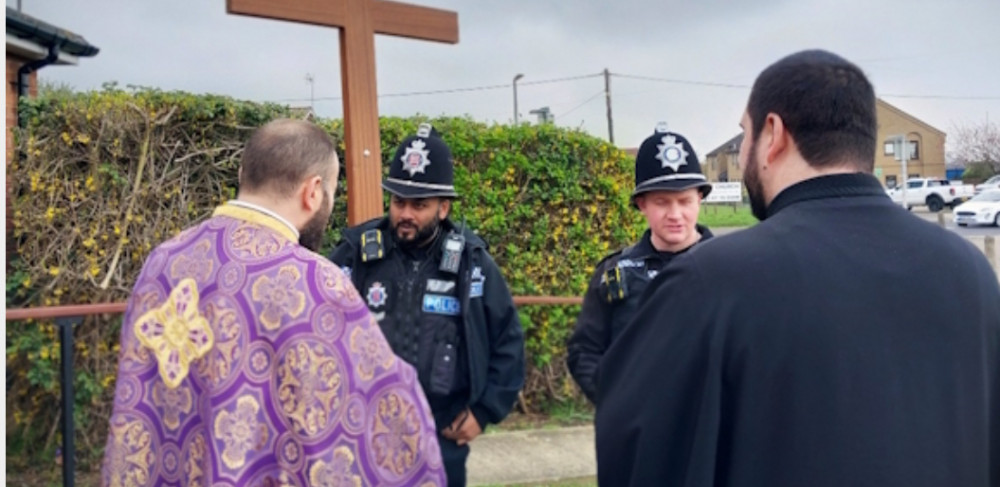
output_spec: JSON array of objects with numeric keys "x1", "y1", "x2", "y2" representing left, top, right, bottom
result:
[{"x1": 227, "y1": 0, "x2": 459, "y2": 225}]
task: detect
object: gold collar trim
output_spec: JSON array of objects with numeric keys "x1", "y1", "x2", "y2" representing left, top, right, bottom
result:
[{"x1": 213, "y1": 202, "x2": 298, "y2": 242}]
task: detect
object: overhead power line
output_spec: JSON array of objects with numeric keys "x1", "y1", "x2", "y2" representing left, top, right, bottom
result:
[
  {"x1": 272, "y1": 72, "x2": 602, "y2": 103},
  {"x1": 612, "y1": 73, "x2": 751, "y2": 89},
  {"x1": 612, "y1": 72, "x2": 1000, "y2": 100},
  {"x1": 560, "y1": 90, "x2": 606, "y2": 118}
]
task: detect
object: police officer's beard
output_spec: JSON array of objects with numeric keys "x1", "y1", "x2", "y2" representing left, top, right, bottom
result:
[
  {"x1": 744, "y1": 141, "x2": 769, "y2": 221},
  {"x1": 299, "y1": 191, "x2": 333, "y2": 252},
  {"x1": 393, "y1": 214, "x2": 441, "y2": 250}
]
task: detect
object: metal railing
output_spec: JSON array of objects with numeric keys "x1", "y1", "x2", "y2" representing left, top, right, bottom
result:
[{"x1": 4, "y1": 295, "x2": 580, "y2": 487}]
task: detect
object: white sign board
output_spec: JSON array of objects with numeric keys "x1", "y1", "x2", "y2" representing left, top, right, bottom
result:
[{"x1": 704, "y1": 182, "x2": 743, "y2": 203}]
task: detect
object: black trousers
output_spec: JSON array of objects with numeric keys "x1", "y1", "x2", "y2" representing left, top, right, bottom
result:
[{"x1": 437, "y1": 433, "x2": 471, "y2": 487}]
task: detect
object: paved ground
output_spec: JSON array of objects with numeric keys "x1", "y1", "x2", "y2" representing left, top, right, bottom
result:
[{"x1": 468, "y1": 426, "x2": 596, "y2": 486}]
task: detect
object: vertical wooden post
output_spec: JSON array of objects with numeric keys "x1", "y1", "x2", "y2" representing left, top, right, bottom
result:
[{"x1": 340, "y1": 0, "x2": 384, "y2": 225}]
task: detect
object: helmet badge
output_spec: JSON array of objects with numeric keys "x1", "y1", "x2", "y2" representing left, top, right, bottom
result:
[
  {"x1": 656, "y1": 134, "x2": 689, "y2": 172},
  {"x1": 401, "y1": 138, "x2": 431, "y2": 176}
]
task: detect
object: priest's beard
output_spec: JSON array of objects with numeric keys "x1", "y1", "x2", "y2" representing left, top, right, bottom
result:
[
  {"x1": 393, "y1": 214, "x2": 441, "y2": 250},
  {"x1": 744, "y1": 140, "x2": 769, "y2": 221},
  {"x1": 299, "y1": 191, "x2": 332, "y2": 252}
]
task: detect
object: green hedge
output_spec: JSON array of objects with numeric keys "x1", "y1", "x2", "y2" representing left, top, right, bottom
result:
[{"x1": 6, "y1": 86, "x2": 644, "y2": 469}]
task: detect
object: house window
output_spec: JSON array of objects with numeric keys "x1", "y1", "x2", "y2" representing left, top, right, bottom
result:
[{"x1": 883, "y1": 140, "x2": 920, "y2": 159}]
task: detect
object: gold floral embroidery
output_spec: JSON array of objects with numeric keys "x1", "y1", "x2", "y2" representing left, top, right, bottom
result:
[
  {"x1": 134, "y1": 278, "x2": 215, "y2": 389},
  {"x1": 214, "y1": 204, "x2": 297, "y2": 242},
  {"x1": 103, "y1": 416, "x2": 155, "y2": 487},
  {"x1": 308, "y1": 446, "x2": 363, "y2": 487},
  {"x1": 276, "y1": 342, "x2": 344, "y2": 437},
  {"x1": 184, "y1": 430, "x2": 207, "y2": 487},
  {"x1": 251, "y1": 473, "x2": 299, "y2": 487},
  {"x1": 214, "y1": 395, "x2": 270, "y2": 470},
  {"x1": 162, "y1": 447, "x2": 179, "y2": 477},
  {"x1": 251, "y1": 349, "x2": 270, "y2": 372},
  {"x1": 251, "y1": 266, "x2": 307, "y2": 331},
  {"x1": 372, "y1": 391, "x2": 422, "y2": 476},
  {"x1": 349, "y1": 324, "x2": 396, "y2": 381},
  {"x1": 318, "y1": 263, "x2": 361, "y2": 304},
  {"x1": 196, "y1": 299, "x2": 242, "y2": 387},
  {"x1": 230, "y1": 224, "x2": 284, "y2": 259},
  {"x1": 169, "y1": 239, "x2": 214, "y2": 283},
  {"x1": 151, "y1": 382, "x2": 193, "y2": 431}
]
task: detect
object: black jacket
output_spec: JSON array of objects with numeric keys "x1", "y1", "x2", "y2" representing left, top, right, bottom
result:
[
  {"x1": 596, "y1": 174, "x2": 1000, "y2": 487},
  {"x1": 329, "y1": 217, "x2": 525, "y2": 429},
  {"x1": 567, "y1": 226, "x2": 713, "y2": 404}
]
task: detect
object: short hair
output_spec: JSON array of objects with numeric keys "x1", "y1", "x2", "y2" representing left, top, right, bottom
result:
[
  {"x1": 239, "y1": 119, "x2": 338, "y2": 197},
  {"x1": 747, "y1": 50, "x2": 877, "y2": 172}
]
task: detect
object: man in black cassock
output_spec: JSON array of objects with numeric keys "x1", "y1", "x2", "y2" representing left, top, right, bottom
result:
[{"x1": 595, "y1": 49, "x2": 1000, "y2": 487}]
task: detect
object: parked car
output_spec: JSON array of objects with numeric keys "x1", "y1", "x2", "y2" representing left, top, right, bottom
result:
[
  {"x1": 974, "y1": 174, "x2": 1000, "y2": 195},
  {"x1": 887, "y1": 178, "x2": 976, "y2": 212},
  {"x1": 953, "y1": 189, "x2": 1000, "y2": 227}
]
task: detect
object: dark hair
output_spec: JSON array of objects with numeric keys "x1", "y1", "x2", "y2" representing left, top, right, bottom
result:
[
  {"x1": 747, "y1": 49, "x2": 877, "y2": 171},
  {"x1": 239, "y1": 119, "x2": 337, "y2": 196}
]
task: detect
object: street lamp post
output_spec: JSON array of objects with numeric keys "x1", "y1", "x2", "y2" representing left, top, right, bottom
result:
[
  {"x1": 891, "y1": 134, "x2": 910, "y2": 208},
  {"x1": 513, "y1": 73, "x2": 524, "y2": 124}
]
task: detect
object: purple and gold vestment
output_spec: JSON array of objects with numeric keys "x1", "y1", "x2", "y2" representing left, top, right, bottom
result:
[{"x1": 101, "y1": 202, "x2": 445, "y2": 486}]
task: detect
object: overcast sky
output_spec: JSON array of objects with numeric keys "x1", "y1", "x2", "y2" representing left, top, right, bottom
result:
[{"x1": 10, "y1": 0, "x2": 1000, "y2": 157}]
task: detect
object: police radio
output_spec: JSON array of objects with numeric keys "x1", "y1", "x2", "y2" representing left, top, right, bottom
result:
[
  {"x1": 604, "y1": 266, "x2": 629, "y2": 303},
  {"x1": 360, "y1": 229, "x2": 384, "y2": 262},
  {"x1": 439, "y1": 219, "x2": 466, "y2": 274}
]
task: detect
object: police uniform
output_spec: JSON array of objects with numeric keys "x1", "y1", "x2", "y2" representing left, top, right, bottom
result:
[
  {"x1": 595, "y1": 173, "x2": 1000, "y2": 486},
  {"x1": 328, "y1": 125, "x2": 525, "y2": 487},
  {"x1": 567, "y1": 126, "x2": 713, "y2": 405}
]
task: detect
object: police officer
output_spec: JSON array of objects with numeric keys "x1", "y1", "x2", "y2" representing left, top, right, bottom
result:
[
  {"x1": 567, "y1": 123, "x2": 714, "y2": 405},
  {"x1": 329, "y1": 123, "x2": 525, "y2": 487}
]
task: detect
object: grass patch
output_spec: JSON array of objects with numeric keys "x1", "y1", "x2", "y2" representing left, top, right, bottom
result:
[
  {"x1": 698, "y1": 204, "x2": 757, "y2": 228},
  {"x1": 492, "y1": 400, "x2": 594, "y2": 433}
]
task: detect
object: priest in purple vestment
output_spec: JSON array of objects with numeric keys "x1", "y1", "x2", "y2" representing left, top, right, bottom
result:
[{"x1": 101, "y1": 119, "x2": 446, "y2": 486}]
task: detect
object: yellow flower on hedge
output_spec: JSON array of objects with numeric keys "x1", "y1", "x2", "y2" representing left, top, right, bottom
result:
[
  {"x1": 21, "y1": 277, "x2": 31, "y2": 288},
  {"x1": 48, "y1": 266, "x2": 60, "y2": 277},
  {"x1": 45, "y1": 207, "x2": 56, "y2": 221},
  {"x1": 85, "y1": 176, "x2": 96, "y2": 191}
]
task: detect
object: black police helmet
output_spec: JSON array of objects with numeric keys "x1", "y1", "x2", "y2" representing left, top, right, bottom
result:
[
  {"x1": 631, "y1": 122, "x2": 712, "y2": 206},
  {"x1": 382, "y1": 123, "x2": 458, "y2": 199}
]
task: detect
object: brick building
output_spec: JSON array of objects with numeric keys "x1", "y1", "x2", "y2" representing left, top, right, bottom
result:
[{"x1": 703, "y1": 99, "x2": 946, "y2": 187}]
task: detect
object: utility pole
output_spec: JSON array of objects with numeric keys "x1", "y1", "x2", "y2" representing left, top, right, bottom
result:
[
  {"x1": 304, "y1": 73, "x2": 315, "y2": 111},
  {"x1": 893, "y1": 134, "x2": 910, "y2": 208},
  {"x1": 513, "y1": 73, "x2": 524, "y2": 124},
  {"x1": 604, "y1": 68, "x2": 614, "y2": 144}
]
